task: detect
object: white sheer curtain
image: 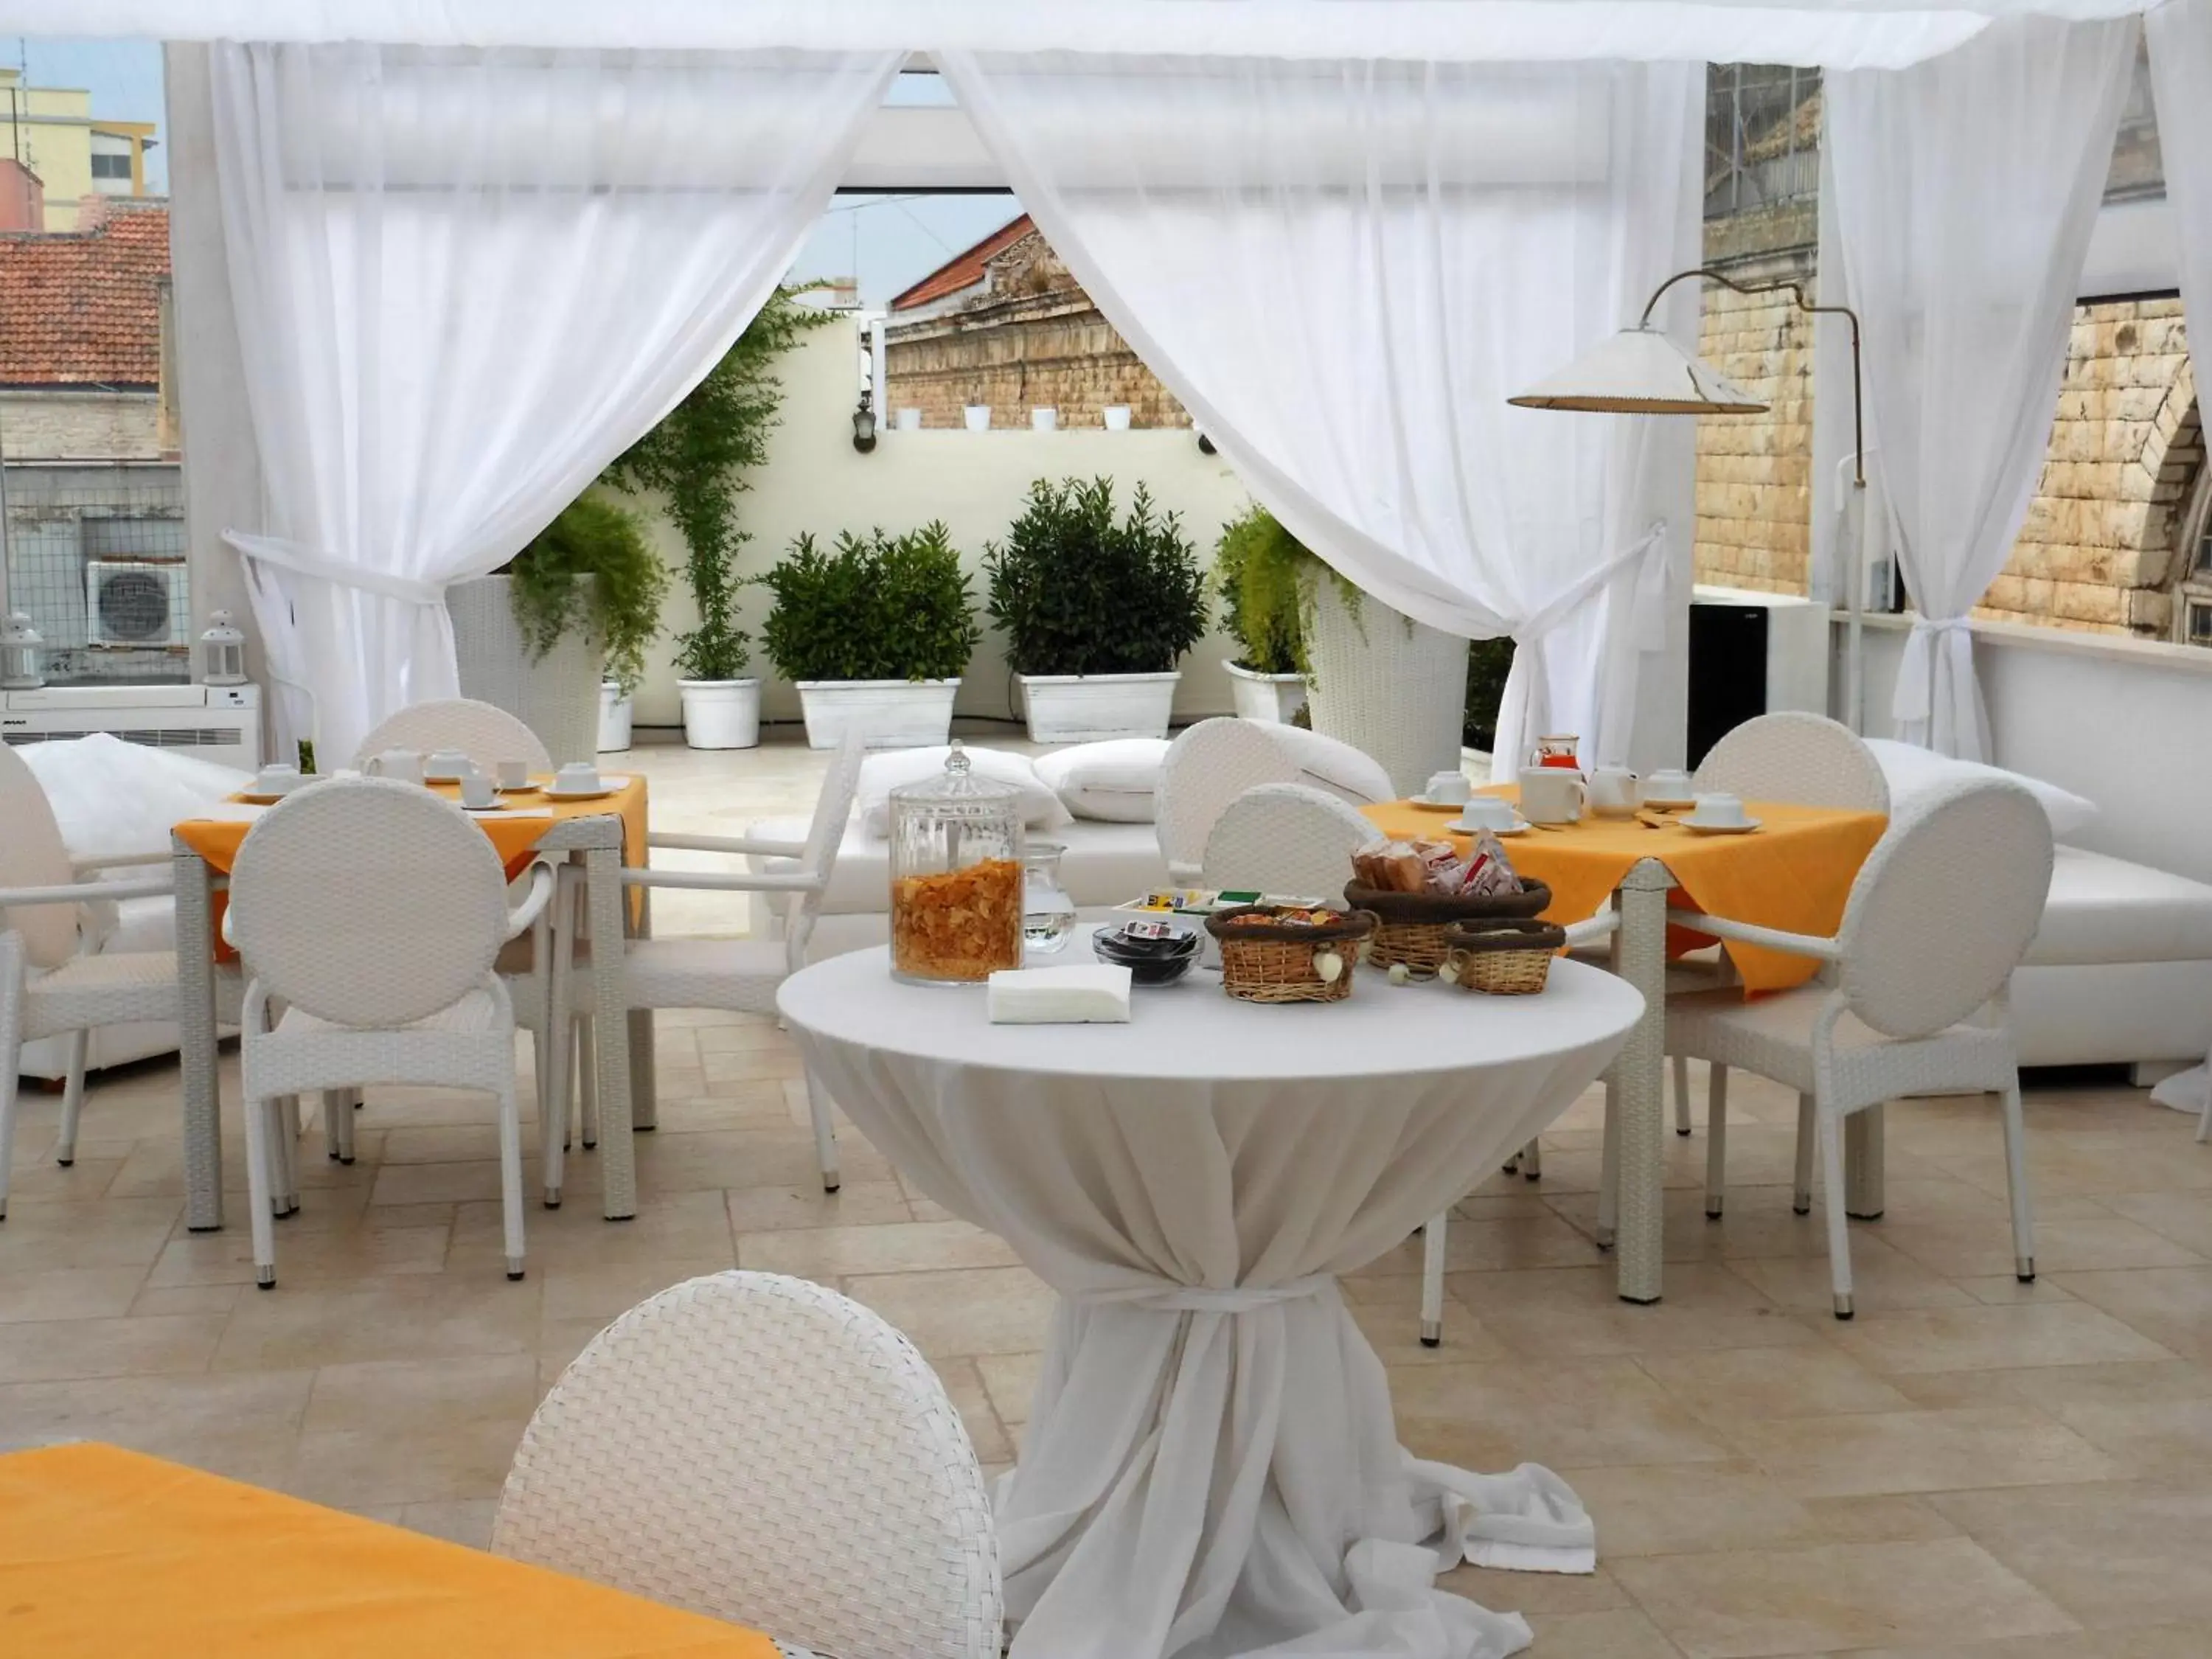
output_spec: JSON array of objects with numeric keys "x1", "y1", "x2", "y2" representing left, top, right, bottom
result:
[
  {"x1": 943, "y1": 53, "x2": 1700, "y2": 779},
  {"x1": 2148, "y1": 0, "x2": 2212, "y2": 435},
  {"x1": 1825, "y1": 13, "x2": 2133, "y2": 757},
  {"x1": 209, "y1": 43, "x2": 899, "y2": 762}
]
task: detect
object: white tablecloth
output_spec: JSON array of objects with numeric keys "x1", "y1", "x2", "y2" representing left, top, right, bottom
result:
[{"x1": 779, "y1": 939, "x2": 1641, "y2": 1659}]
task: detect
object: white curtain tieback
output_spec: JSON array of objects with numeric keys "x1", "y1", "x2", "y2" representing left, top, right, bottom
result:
[
  {"x1": 1081, "y1": 1274, "x2": 1335, "y2": 1314},
  {"x1": 223, "y1": 532, "x2": 450, "y2": 608},
  {"x1": 1891, "y1": 613, "x2": 1976, "y2": 723},
  {"x1": 1512, "y1": 521, "x2": 1669, "y2": 650}
]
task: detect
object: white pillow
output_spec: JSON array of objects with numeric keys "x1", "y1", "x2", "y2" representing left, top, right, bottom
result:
[
  {"x1": 1863, "y1": 738, "x2": 2098, "y2": 838},
  {"x1": 857, "y1": 745, "x2": 1072, "y2": 838},
  {"x1": 1266, "y1": 725, "x2": 1395, "y2": 806},
  {"x1": 19, "y1": 731, "x2": 252, "y2": 862},
  {"x1": 1034, "y1": 737, "x2": 1170, "y2": 823}
]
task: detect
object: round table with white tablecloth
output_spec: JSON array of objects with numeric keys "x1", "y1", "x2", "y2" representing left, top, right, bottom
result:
[{"x1": 778, "y1": 936, "x2": 1641, "y2": 1659}]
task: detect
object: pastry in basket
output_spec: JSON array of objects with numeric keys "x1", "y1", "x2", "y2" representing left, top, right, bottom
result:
[
  {"x1": 1204, "y1": 905, "x2": 1377, "y2": 1004},
  {"x1": 1347, "y1": 835, "x2": 1549, "y2": 983}
]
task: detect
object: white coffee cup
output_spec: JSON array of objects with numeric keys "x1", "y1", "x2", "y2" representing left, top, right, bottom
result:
[
  {"x1": 253, "y1": 762, "x2": 301, "y2": 797},
  {"x1": 1646, "y1": 767, "x2": 1695, "y2": 803},
  {"x1": 1520, "y1": 768, "x2": 1586, "y2": 825},
  {"x1": 1689, "y1": 791, "x2": 1750, "y2": 828},
  {"x1": 553, "y1": 761, "x2": 601, "y2": 794},
  {"x1": 459, "y1": 771, "x2": 497, "y2": 808},
  {"x1": 1424, "y1": 770, "x2": 1472, "y2": 806},
  {"x1": 1588, "y1": 764, "x2": 1642, "y2": 818},
  {"x1": 494, "y1": 759, "x2": 532, "y2": 791},
  {"x1": 364, "y1": 749, "x2": 423, "y2": 785},
  {"x1": 424, "y1": 748, "x2": 472, "y2": 782},
  {"x1": 1453, "y1": 794, "x2": 1517, "y2": 832}
]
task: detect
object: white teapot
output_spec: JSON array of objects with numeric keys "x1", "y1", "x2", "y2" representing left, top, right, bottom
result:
[{"x1": 1587, "y1": 765, "x2": 1642, "y2": 818}]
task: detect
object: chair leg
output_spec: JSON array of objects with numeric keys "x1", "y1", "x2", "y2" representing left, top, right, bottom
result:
[
  {"x1": 804, "y1": 1065, "x2": 840, "y2": 1194},
  {"x1": 1705, "y1": 1063, "x2": 1729, "y2": 1220},
  {"x1": 1818, "y1": 1105, "x2": 1853, "y2": 1319},
  {"x1": 577, "y1": 1018, "x2": 599, "y2": 1150},
  {"x1": 55, "y1": 1029, "x2": 90, "y2": 1166},
  {"x1": 1521, "y1": 1137, "x2": 1541, "y2": 1180},
  {"x1": 241, "y1": 1094, "x2": 279, "y2": 1288},
  {"x1": 1595, "y1": 1071, "x2": 1620, "y2": 1251},
  {"x1": 2198, "y1": 1046, "x2": 2212, "y2": 1144},
  {"x1": 495, "y1": 1077, "x2": 526, "y2": 1281},
  {"x1": 272, "y1": 1097, "x2": 301, "y2": 1217},
  {"x1": 321, "y1": 1086, "x2": 342, "y2": 1161},
  {"x1": 1420, "y1": 1209, "x2": 1447, "y2": 1346},
  {"x1": 1792, "y1": 1093, "x2": 1815, "y2": 1214},
  {"x1": 0, "y1": 982, "x2": 21, "y2": 1221},
  {"x1": 1998, "y1": 1079, "x2": 2036, "y2": 1281},
  {"x1": 1673, "y1": 1052, "x2": 1692, "y2": 1136},
  {"x1": 541, "y1": 1014, "x2": 570, "y2": 1209}
]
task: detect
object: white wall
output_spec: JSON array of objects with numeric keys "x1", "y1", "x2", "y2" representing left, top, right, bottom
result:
[
  {"x1": 629, "y1": 319, "x2": 1259, "y2": 731},
  {"x1": 1841, "y1": 613, "x2": 2212, "y2": 885}
]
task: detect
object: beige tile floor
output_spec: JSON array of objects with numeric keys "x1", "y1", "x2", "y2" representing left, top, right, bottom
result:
[{"x1": 7, "y1": 731, "x2": 2212, "y2": 1657}]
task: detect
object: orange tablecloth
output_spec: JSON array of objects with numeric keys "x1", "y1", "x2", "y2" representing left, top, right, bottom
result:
[
  {"x1": 1363, "y1": 790, "x2": 1887, "y2": 992},
  {"x1": 175, "y1": 773, "x2": 649, "y2": 955},
  {"x1": 0, "y1": 1442, "x2": 779, "y2": 1658}
]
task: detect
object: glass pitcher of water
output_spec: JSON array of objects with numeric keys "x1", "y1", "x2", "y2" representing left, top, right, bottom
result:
[{"x1": 1020, "y1": 843, "x2": 1078, "y2": 953}]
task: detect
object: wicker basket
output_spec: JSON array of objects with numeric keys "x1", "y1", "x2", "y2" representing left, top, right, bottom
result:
[
  {"x1": 1441, "y1": 918, "x2": 1568, "y2": 996},
  {"x1": 1206, "y1": 906, "x2": 1378, "y2": 1004},
  {"x1": 1343, "y1": 880, "x2": 1553, "y2": 981}
]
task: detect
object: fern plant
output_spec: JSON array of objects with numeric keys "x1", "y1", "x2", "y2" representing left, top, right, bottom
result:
[
  {"x1": 758, "y1": 524, "x2": 981, "y2": 682},
  {"x1": 503, "y1": 495, "x2": 669, "y2": 696},
  {"x1": 983, "y1": 477, "x2": 1208, "y2": 675},
  {"x1": 1213, "y1": 504, "x2": 1307, "y2": 675}
]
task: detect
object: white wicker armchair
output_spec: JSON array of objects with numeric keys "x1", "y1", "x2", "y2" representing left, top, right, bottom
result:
[
  {"x1": 227, "y1": 777, "x2": 554, "y2": 1287},
  {"x1": 1667, "y1": 776, "x2": 2052, "y2": 1318},
  {"x1": 493, "y1": 1270, "x2": 1001, "y2": 1659},
  {"x1": 1155, "y1": 718, "x2": 1303, "y2": 885},
  {"x1": 352, "y1": 698, "x2": 554, "y2": 773},
  {"x1": 525, "y1": 731, "x2": 866, "y2": 1208},
  {"x1": 1199, "y1": 782, "x2": 1376, "y2": 897},
  {"x1": 0, "y1": 742, "x2": 191, "y2": 1217}
]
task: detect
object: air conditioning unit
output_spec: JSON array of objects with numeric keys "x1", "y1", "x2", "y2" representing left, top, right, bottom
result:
[
  {"x1": 86, "y1": 558, "x2": 189, "y2": 648},
  {"x1": 1, "y1": 683, "x2": 262, "y2": 771}
]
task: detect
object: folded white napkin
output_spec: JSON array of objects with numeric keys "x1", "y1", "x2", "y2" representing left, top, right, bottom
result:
[{"x1": 987, "y1": 964, "x2": 1133, "y2": 1024}]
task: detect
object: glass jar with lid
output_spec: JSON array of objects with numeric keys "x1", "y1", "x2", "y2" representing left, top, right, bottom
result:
[{"x1": 888, "y1": 742, "x2": 1026, "y2": 984}]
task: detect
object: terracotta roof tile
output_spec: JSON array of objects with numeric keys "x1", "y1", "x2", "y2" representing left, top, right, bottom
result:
[
  {"x1": 888, "y1": 212, "x2": 1034, "y2": 312},
  {"x1": 0, "y1": 204, "x2": 169, "y2": 388}
]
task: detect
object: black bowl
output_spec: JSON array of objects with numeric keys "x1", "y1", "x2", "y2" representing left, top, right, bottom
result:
[{"x1": 1094, "y1": 922, "x2": 1200, "y2": 986}]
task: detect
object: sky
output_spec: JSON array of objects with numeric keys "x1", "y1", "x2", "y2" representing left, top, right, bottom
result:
[{"x1": 15, "y1": 41, "x2": 1016, "y2": 305}]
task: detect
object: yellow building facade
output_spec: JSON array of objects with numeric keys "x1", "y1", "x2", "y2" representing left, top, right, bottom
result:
[{"x1": 0, "y1": 69, "x2": 157, "y2": 232}]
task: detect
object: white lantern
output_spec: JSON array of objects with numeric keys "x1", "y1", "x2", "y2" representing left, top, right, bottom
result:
[
  {"x1": 198, "y1": 610, "x2": 247, "y2": 685},
  {"x1": 1, "y1": 611, "x2": 43, "y2": 689}
]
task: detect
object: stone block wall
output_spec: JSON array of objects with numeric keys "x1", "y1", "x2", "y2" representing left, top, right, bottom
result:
[
  {"x1": 883, "y1": 290, "x2": 1189, "y2": 430},
  {"x1": 0, "y1": 389, "x2": 163, "y2": 461},
  {"x1": 1693, "y1": 249, "x2": 1817, "y2": 597}
]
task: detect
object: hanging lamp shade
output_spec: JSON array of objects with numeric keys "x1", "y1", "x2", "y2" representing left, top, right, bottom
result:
[{"x1": 1509, "y1": 326, "x2": 1767, "y2": 415}]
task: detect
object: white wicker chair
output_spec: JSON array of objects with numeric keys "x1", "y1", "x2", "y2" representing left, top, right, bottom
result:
[
  {"x1": 1199, "y1": 782, "x2": 1376, "y2": 897},
  {"x1": 1155, "y1": 718, "x2": 1303, "y2": 886},
  {"x1": 493, "y1": 1270, "x2": 1001, "y2": 1659},
  {"x1": 1667, "y1": 775, "x2": 2052, "y2": 1318},
  {"x1": 1669, "y1": 714, "x2": 1892, "y2": 1138},
  {"x1": 0, "y1": 742, "x2": 188, "y2": 1217},
  {"x1": 227, "y1": 777, "x2": 554, "y2": 1286},
  {"x1": 526, "y1": 731, "x2": 865, "y2": 1208},
  {"x1": 351, "y1": 697, "x2": 553, "y2": 773}
]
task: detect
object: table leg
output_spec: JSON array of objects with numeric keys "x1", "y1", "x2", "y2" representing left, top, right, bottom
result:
[
  {"x1": 171, "y1": 840, "x2": 223, "y2": 1233},
  {"x1": 1611, "y1": 858, "x2": 1674, "y2": 1305},
  {"x1": 1845, "y1": 1105, "x2": 1885, "y2": 1219},
  {"x1": 585, "y1": 844, "x2": 637, "y2": 1220},
  {"x1": 627, "y1": 880, "x2": 655, "y2": 1133}
]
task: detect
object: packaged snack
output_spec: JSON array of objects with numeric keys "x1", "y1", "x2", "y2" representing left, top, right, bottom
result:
[{"x1": 1457, "y1": 831, "x2": 1523, "y2": 899}]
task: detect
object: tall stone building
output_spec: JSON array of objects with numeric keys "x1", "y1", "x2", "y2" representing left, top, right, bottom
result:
[{"x1": 880, "y1": 213, "x2": 1189, "y2": 430}]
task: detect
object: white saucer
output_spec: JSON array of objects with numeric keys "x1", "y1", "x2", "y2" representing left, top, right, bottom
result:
[
  {"x1": 1644, "y1": 796, "x2": 1697, "y2": 811},
  {"x1": 543, "y1": 785, "x2": 620, "y2": 801},
  {"x1": 1683, "y1": 816, "x2": 1760, "y2": 835},
  {"x1": 423, "y1": 770, "x2": 470, "y2": 785},
  {"x1": 1450, "y1": 818, "x2": 1528, "y2": 837},
  {"x1": 459, "y1": 801, "x2": 507, "y2": 814},
  {"x1": 495, "y1": 782, "x2": 540, "y2": 794},
  {"x1": 1407, "y1": 796, "x2": 1470, "y2": 812}
]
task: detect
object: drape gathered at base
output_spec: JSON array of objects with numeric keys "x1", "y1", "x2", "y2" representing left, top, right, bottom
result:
[
  {"x1": 941, "y1": 52, "x2": 1700, "y2": 779},
  {"x1": 208, "y1": 43, "x2": 900, "y2": 764},
  {"x1": 1824, "y1": 13, "x2": 2134, "y2": 758}
]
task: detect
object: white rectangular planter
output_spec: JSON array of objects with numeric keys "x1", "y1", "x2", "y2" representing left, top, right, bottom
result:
[
  {"x1": 796, "y1": 679, "x2": 960, "y2": 750},
  {"x1": 1223, "y1": 660, "x2": 1308, "y2": 725},
  {"x1": 1019, "y1": 671, "x2": 1180, "y2": 743}
]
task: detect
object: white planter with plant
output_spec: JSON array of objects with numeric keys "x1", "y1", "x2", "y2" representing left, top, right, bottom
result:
[
  {"x1": 987, "y1": 476, "x2": 1208, "y2": 744},
  {"x1": 597, "y1": 681, "x2": 633, "y2": 752},
  {"x1": 451, "y1": 495, "x2": 669, "y2": 765},
  {"x1": 761, "y1": 523, "x2": 980, "y2": 750},
  {"x1": 676, "y1": 678, "x2": 761, "y2": 749},
  {"x1": 1304, "y1": 575, "x2": 1467, "y2": 797},
  {"x1": 1214, "y1": 504, "x2": 1310, "y2": 725}
]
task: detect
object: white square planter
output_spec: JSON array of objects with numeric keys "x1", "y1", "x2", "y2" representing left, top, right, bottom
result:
[
  {"x1": 1223, "y1": 660, "x2": 1308, "y2": 725},
  {"x1": 796, "y1": 679, "x2": 960, "y2": 749},
  {"x1": 1018, "y1": 671, "x2": 1180, "y2": 743}
]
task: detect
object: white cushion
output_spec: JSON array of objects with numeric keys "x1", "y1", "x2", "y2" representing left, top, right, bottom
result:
[
  {"x1": 1265, "y1": 726, "x2": 1394, "y2": 806},
  {"x1": 1864, "y1": 738, "x2": 2096, "y2": 838},
  {"x1": 753, "y1": 814, "x2": 1169, "y2": 917},
  {"x1": 2025, "y1": 844, "x2": 2212, "y2": 967},
  {"x1": 1034, "y1": 738, "x2": 1169, "y2": 823},
  {"x1": 855, "y1": 746, "x2": 1071, "y2": 838},
  {"x1": 19, "y1": 731, "x2": 251, "y2": 862}
]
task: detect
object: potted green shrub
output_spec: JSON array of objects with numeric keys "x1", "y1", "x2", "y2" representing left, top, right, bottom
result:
[
  {"x1": 447, "y1": 494, "x2": 668, "y2": 762},
  {"x1": 984, "y1": 477, "x2": 1208, "y2": 742},
  {"x1": 1213, "y1": 504, "x2": 1310, "y2": 725},
  {"x1": 758, "y1": 522, "x2": 981, "y2": 748}
]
